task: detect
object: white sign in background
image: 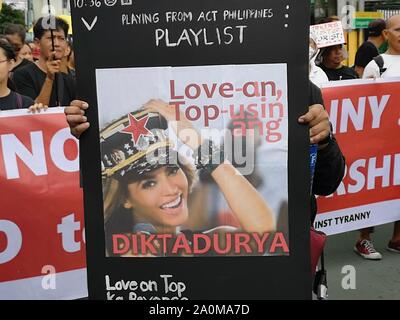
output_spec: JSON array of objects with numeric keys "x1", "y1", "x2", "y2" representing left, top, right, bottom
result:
[{"x1": 310, "y1": 21, "x2": 345, "y2": 48}]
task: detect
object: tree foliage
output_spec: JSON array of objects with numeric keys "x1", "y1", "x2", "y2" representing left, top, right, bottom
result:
[{"x1": 0, "y1": 3, "x2": 25, "y2": 34}]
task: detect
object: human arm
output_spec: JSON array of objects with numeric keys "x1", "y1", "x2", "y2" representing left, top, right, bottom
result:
[
  {"x1": 354, "y1": 65, "x2": 365, "y2": 78},
  {"x1": 143, "y1": 99, "x2": 276, "y2": 234},
  {"x1": 35, "y1": 54, "x2": 61, "y2": 105},
  {"x1": 210, "y1": 160, "x2": 276, "y2": 233},
  {"x1": 34, "y1": 77, "x2": 54, "y2": 105}
]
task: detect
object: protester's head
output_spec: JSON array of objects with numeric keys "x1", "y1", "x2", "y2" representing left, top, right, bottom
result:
[
  {"x1": 383, "y1": 15, "x2": 400, "y2": 54},
  {"x1": 4, "y1": 24, "x2": 26, "y2": 55},
  {"x1": 102, "y1": 110, "x2": 196, "y2": 234},
  {"x1": 0, "y1": 35, "x2": 9, "y2": 43},
  {"x1": 368, "y1": 19, "x2": 386, "y2": 38},
  {"x1": 0, "y1": 39, "x2": 16, "y2": 85},
  {"x1": 317, "y1": 16, "x2": 340, "y2": 24},
  {"x1": 33, "y1": 16, "x2": 69, "y2": 60},
  {"x1": 65, "y1": 40, "x2": 75, "y2": 69},
  {"x1": 18, "y1": 42, "x2": 34, "y2": 62},
  {"x1": 320, "y1": 44, "x2": 346, "y2": 69}
]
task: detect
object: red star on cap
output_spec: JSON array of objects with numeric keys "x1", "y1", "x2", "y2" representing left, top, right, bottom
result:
[{"x1": 121, "y1": 114, "x2": 152, "y2": 145}]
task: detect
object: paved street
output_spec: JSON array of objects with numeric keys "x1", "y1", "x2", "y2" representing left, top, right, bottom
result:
[{"x1": 324, "y1": 223, "x2": 400, "y2": 300}]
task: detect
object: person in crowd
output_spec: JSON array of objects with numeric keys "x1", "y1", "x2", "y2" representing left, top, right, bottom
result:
[
  {"x1": 0, "y1": 39, "x2": 31, "y2": 110},
  {"x1": 354, "y1": 19, "x2": 386, "y2": 78},
  {"x1": 363, "y1": 15, "x2": 400, "y2": 79},
  {"x1": 18, "y1": 42, "x2": 34, "y2": 62},
  {"x1": 4, "y1": 23, "x2": 25, "y2": 57},
  {"x1": 0, "y1": 39, "x2": 44, "y2": 111},
  {"x1": 66, "y1": 41, "x2": 75, "y2": 73},
  {"x1": 309, "y1": 30, "x2": 329, "y2": 87},
  {"x1": 317, "y1": 44, "x2": 358, "y2": 81},
  {"x1": 353, "y1": 15, "x2": 400, "y2": 260},
  {"x1": 11, "y1": 42, "x2": 34, "y2": 74},
  {"x1": 63, "y1": 80, "x2": 345, "y2": 254},
  {"x1": 13, "y1": 17, "x2": 76, "y2": 106},
  {"x1": 60, "y1": 40, "x2": 76, "y2": 80}
]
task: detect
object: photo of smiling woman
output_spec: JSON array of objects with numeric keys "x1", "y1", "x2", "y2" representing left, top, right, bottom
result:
[{"x1": 102, "y1": 99, "x2": 279, "y2": 257}]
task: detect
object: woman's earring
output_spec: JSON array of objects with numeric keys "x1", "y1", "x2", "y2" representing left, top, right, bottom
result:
[{"x1": 123, "y1": 199, "x2": 133, "y2": 209}]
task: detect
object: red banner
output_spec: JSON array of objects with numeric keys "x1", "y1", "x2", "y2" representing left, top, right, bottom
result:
[
  {"x1": 0, "y1": 108, "x2": 87, "y2": 299},
  {"x1": 315, "y1": 79, "x2": 400, "y2": 235}
]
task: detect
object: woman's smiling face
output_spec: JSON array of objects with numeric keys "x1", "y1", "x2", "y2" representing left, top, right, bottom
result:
[{"x1": 124, "y1": 165, "x2": 189, "y2": 233}]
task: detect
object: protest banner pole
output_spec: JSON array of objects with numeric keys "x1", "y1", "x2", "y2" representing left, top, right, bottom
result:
[{"x1": 47, "y1": 0, "x2": 59, "y2": 106}]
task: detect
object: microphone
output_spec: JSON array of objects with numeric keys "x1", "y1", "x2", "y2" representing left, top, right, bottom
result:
[
  {"x1": 132, "y1": 223, "x2": 156, "y2": 235},
  {"x1": 132, "y1": 223, "x2": 161, "y2": 256}
]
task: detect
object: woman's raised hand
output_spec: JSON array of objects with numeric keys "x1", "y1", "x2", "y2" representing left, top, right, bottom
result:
[{"x1": 143, "y1": 99, "x2": 203, "y2": 150}]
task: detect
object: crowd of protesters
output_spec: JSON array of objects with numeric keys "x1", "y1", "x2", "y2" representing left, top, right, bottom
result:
[{"x1": 0, "y1": 16, "x2": 76, "y2": 112}]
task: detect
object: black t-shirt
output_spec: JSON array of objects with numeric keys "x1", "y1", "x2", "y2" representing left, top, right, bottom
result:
[
  {"x1": 13, "y1": 62, "x2": 76, "y2": 107},
  {"x1": 0, "y1": 90, "x2": 34, "y2": 111},
  {"x1": 354, "y1": 41, "x2": 379, "y2": 68},
  {"x1": 319, "y1": 65, "x2": 358, "y2": 81},
  {"x1": 309, "y1": 81, "x2": 324, "y2": 105},
  {"x1": 11, "y1": 58, "x2": 34, "y2": 73}
]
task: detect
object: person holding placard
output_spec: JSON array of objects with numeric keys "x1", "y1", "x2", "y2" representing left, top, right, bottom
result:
[
  {"x1": 13, "y1": 17, "x2": 76, "y2": 107},
  {"x1": 317, "y1": 44, "x2": 358, "y2": 81},
  {"x1": 64, "y1": 80, "x2": 345, "y2": 257},
  {"x1": 309, "y1": 30, "x2": 329, "y2": 87}
]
